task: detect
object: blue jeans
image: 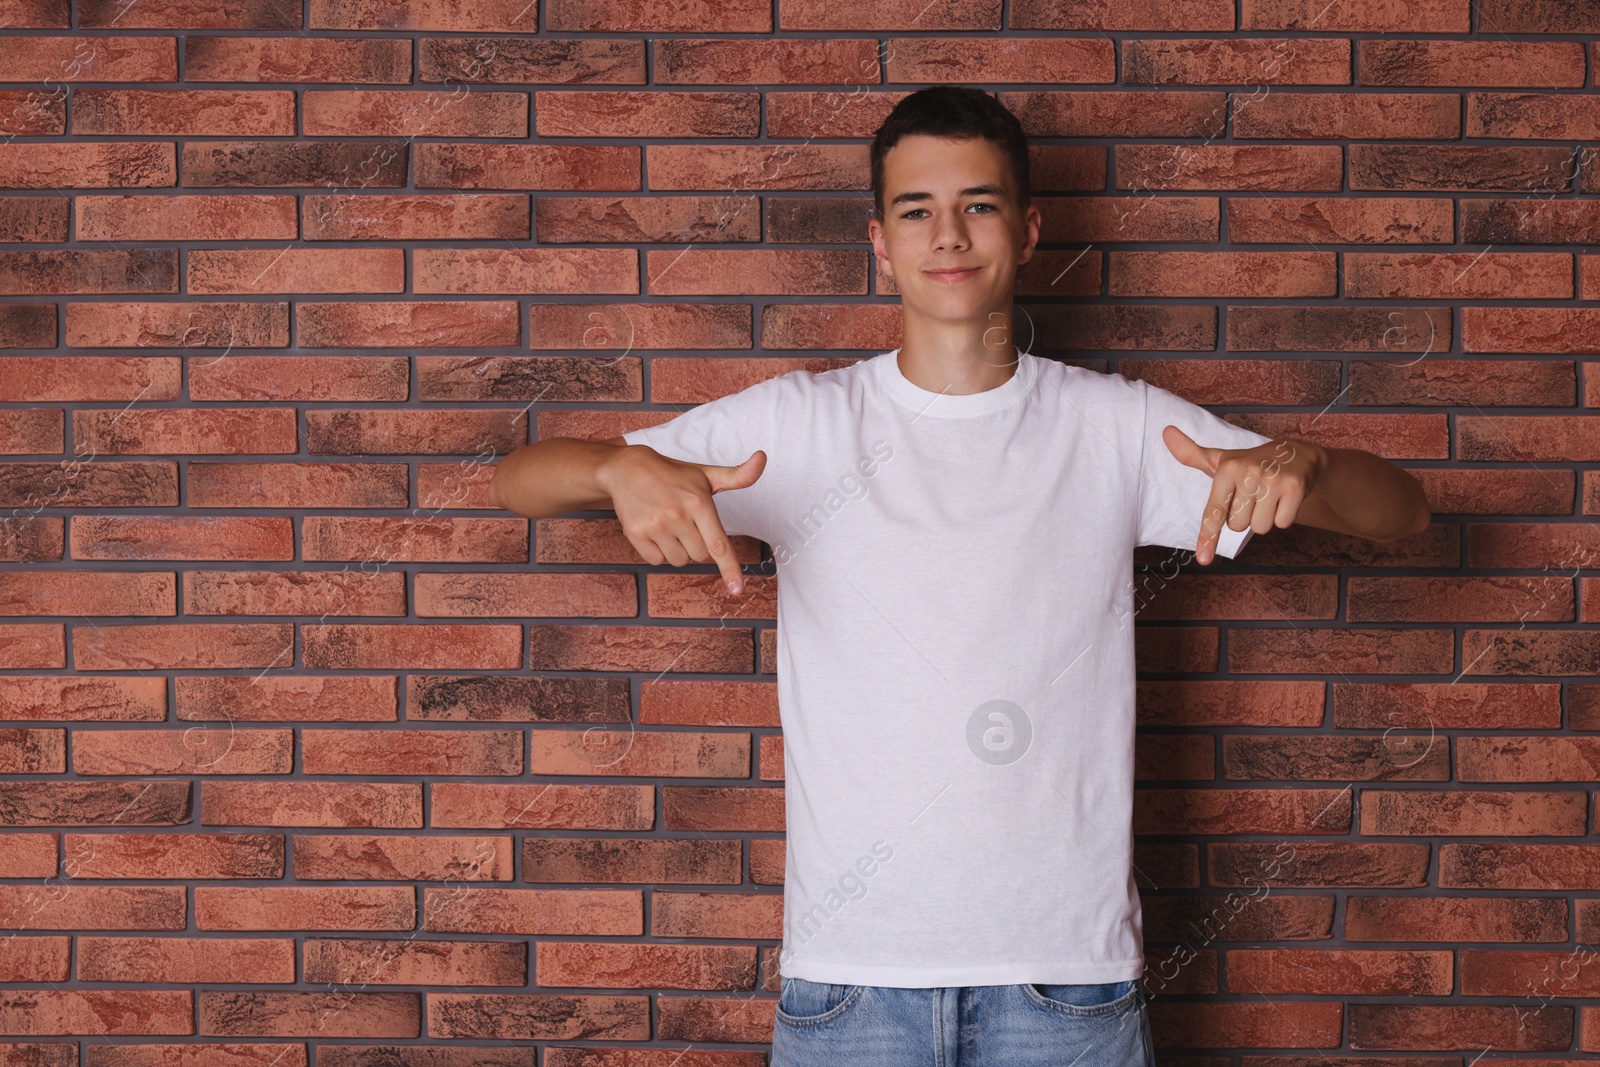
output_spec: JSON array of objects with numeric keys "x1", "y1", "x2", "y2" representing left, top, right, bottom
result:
[{"x1": 771, "y1": 977, "x2": 1153, "y2": 1066}]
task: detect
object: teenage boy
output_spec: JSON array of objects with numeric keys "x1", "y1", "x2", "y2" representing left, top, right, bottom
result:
[{"x1": 490, "y1": 85, "x2": 1430, "y2": 1066}]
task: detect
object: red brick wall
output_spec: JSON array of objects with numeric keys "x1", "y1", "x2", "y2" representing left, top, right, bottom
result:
[{"x1": 2, "y1": 0, "x2": 1599, "y2": 1063}]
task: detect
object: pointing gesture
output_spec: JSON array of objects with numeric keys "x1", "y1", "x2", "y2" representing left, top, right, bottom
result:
[
  {"x1": 1162, "y1": 426, "x2": 1320, "y2": 565},
  {"x1": 604, "y1": 445, "x2": 767, "y2": 595}
]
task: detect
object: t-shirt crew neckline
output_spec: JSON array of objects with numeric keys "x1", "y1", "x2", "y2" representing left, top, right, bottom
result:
[{"x1": 878, "y1": 344, "x2": 1040, "y2": 418}]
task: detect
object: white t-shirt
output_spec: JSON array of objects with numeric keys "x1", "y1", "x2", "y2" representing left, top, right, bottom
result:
[{"x1": 621, "y1": 346, "x2": 1274, "y2": 987}]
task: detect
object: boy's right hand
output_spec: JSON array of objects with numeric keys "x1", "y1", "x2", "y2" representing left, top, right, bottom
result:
[{"x1": 600, "y1": 445, "x2": 767, "y2": 595}]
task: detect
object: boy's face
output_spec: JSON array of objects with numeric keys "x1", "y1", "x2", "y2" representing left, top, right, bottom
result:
[{"x1": 869, "y1": 133, "x2": 1041, "y2": 326}]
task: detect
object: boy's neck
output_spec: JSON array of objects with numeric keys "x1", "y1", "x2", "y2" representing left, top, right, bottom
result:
[{"x1": 896, "y1": 320, "x2": 1021, "y2": 397}]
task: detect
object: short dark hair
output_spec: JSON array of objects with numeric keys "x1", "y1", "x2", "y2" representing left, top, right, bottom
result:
[{"x1": 870, "y1": 85, "x2": 1032, "y2": 222}]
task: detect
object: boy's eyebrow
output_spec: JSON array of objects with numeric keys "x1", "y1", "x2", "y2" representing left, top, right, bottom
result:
[{"x1": 888, "y1": 183, "x2": 1005, "y2": 208}]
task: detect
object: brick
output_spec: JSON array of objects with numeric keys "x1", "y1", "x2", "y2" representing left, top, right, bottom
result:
[
  {"x1": 311, "y1": 0, "x2": 552, "y2": 31},
  {"x1": 0, "y1": 303, "x2": 56, "y2": 347},
  {"x1": 546, "y1": 0, "x2": 770, "y2": 32},
  {"x1": 1242, "y1": 0, "x2": 1469, "y2": 31},
  {"x1": 1476, "y1": 1, "x2": 1600, "y2": 33},
  {"x1": 1110, "y1": 250, "x2": 1335, "y2": 296},
  {"x1": 1344, "y1": 895, "x2": 1566, "y2": 943},
  {"x1": 71, "y1": 89, "x2": 296, "y2": 136},
  {"x1": 1350, "y1": 144, "x2": 1574, "y2": 191},
  {"x1": 303, "y1": 937, "x2": 523, "y2": 985},
  {"x1": 413, "y1": 570, "x2": 635, "y2": 617},
  {"x1": 1446, "y1": 844, "x2": 1600, "y2": 889},
  {"x1": 651, "y1": 889, "x2": 782, "y2": 939},
  {"x1": 301, "y1": 729, "x2": 522, "y2": 776},
  {"x1": 201, "y1": 781, "x2": 420, "y2": 827},
  {"x1": 187, "y1": 354, "x2": 408, "y2": 401},
  {"x1": 66, "y1": 301, "x2": 289, "y2": 348},
  {"x1": 183, "y1": 35, "x2": 410, "y2": 82},
  {"x1": 196, "y1": 991, "x2": 419, "y2": 1036},
  {"x1": 0, "y1": 728, "x2": 65, "y2": 772},
  {"x1": 0, "y1": 570, "x2": 174, "y2": 616},
  {"x1": 1228, "y1": 305, "x2": 1451, "y2": 352},
  {"x1": 1360, "y1": 39, "x2": 1586, "y2": 88},
  {"x1": 293, "y1": 837, "x2": 515, "y2": 882},
  {"x1": 78, "y1": 935, "x2": 293, "y2": 983},
  {"x1": 1211, "y1": 840, "x2": 1430, "y2": 887},
  {"x1": 1464, "y1": 308, "x2": 1600, "y2": 354},
  {"x1": 70, "y1": 516, "x2": 294, "y2": 560},
  {"x1": 1348, "y1": 358, "x2": 1575, "y2": 407},
  {"x1": 415, "y1": 247, "x2": 634, "y2": 295},
  {"x1": 0, "y1": 142, "x2": 175, "y2": 188},
  {"x1": 62, "y1": 838, "x2": 284, "y2": 883},
  {"x1": 77, "y1": 194, "x2": 298, "y2": 241},
  {"x1": 522, "y1": 837, "x2": 742, "y2": 884},
  {"x1": 296, "y1": 300, "x2": 518, "y2": 348},
  {"x1": 429, "y1": 782, "x2": 652, "y2": 830},
  {"x1": 0, "y1": 196, "x2": 69, "y2": 241},
  {"x1": 420, "y1": 36, "x2": 645, "y2": 83},
  {"x1": 1137, "y1": 787, "x2": 1351, "y2": 834},
  {"x1": 1152, "y1": 1004, "x2": 1337, "y2": 1049},
  {"x1": 303, "y1": 193, "x2": 529, "y2": 240},
  {"x1": 0, "y1": 408, "x2": 62, "y2": 453},
  {"x1": 187, "y1": 248, "x2": 405, "y2": 294},
  {"x1": 1116, "y1": 144, "x2": 1343, "y2": 190},
  {"x1": 1221, "y1": 732, "x2": 1448, "y2": 780},
  {"x1": 1011, "y1": 89, "x2": 1231, "y2": 138},
  {"x1": 2, "y1": 36, "x2": 175, "y2": 82},
  {"x1": 0, "y1": 990, "x2": 193, "y2": 1035},
  {"x1": 78, "y1": 0, "x2": 300, "y2": 28},
  {"x1": 1411, "y1": 468, "x2": 1573, "y2": 516},
  {"x1": 302, "y1": 89, "x2": 528, "y2": 137},
  {"x1": 302, "y1": 623, "x2": 522, "y2": 669},
  {"x1": 182, "y1": 568, "x2": 405, "y2": 616},
  {"x1": 654, "y1": 38, "x2": 875, "y2": 85},
  {"x1": 1010, "y1": 1, "x2": 1233, "y2": 30},
  {"x1": 187, "y1": 462, "x2": 408, "y2": 509},
  {"x1": 1350, "y1": 579, "x2": 1574, "y2": 620},
  {"x1": 1234, "y1": 91, "x2": 1460, "y2": 139},
  {"x1": 414, "y1": 142, "x2": 638, "y2": 190},
  {"x1": 0, "y1": 249, "x2": 176, "y2": 295},
  {"x1": 536, "y1": 941, "x2": 756, "y2": 989},
  {"x1": 643, "y1": 144, "x2": 859, "y2": 191},
  {"x1": 645, "y1": 249, "x2": 865, "y2": 296},
  {"x1": 182, "y1": 140, "x2": 408, "y2": 187},
  {"x1": 662, "y1": 786, "x2": 782, "y2": 832},
  {"x1": 71, "y1": 621, "x2": 294, "y2": 670},
  {"x1": 0, "y1": 674, "x2": 167, "y2": 720},
  {"x1": 1230, "y1": 196, "x2": 1454, "y2": 243},
  {"x1": 0, "y1": 88, "x2": 65, "y2": 134},
  {"x1": 1124, "y1": 37, "x2": 1349, "y2": 84},
  {"x1": 73, "y1": 408, "x2": 298, "y2": 454},
  {"x1": 529, "y1": 728, "x2": 749, "y2": 778},
  {"x1": 430, "y1": 990, "x2": 649, "y2": 1040},
  {"x1": 303, "y1": 411, "x2": 524, "y2": 455},
  {"x1": 1360, "y1": 789, "x2": 1586, "y2": 836},
  {"x1": 0, "y1": 0, "x2": 69, "y2": 28},
  {"x1": 536, "y1": 90, "x2": 758, "y2": 137},
  {"x1": 1465, "y1": 739, "x2": 1600, "y2": 780},
  {"x1": 0, "y1": 780, "x2": 190, "y2": 825},
  {"x1": 1228, "y1": 948, "x2": 1452, "y2": 994}
]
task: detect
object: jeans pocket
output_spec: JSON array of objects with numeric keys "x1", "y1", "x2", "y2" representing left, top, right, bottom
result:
[
  {"x1": 1023, "y1": 978, "x2": 1139, "y2": 1017},
  {"x1": 776, "y1": 976, "x2": 864, "y2": 1026}
]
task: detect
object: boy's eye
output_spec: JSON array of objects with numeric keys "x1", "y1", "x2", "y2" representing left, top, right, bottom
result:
[{"x1": 901, "y1": 203, "x2": 998, "y2": 220}]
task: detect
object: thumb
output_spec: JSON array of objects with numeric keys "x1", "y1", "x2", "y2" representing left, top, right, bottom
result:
[
  {"x1": 1162, "y1": 425, "x2": 1221, "y2": 476},
  {"x1": 702, "y1": 449, "x2": 766, "y2": 493}
]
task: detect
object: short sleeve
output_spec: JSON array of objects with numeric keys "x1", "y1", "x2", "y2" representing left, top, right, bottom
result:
[
  {"x1": 620, "y1": 378, "x2": 778, "y2": 542},
  {"x1": 1136, "y1": 378, "x2": 1276, "y2": 559}
]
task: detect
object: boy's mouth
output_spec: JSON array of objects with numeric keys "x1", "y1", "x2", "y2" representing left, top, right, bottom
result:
[{"x1": 925, "y1": 266, "x2": 981, "y2": 283}]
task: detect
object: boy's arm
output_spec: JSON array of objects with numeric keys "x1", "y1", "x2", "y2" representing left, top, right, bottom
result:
[
  {"x1": 1290, "y1": 440, "x2": 1432, "y2": 542},
  {"x1": 488, "y1": 436, "x2": 628, "y2": 518},
  {"x1": 1165, "y1": 427, "x2": 1432, "y2": 563}
]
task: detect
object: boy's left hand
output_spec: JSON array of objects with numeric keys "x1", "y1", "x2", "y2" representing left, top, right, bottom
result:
[{"x1": 1163, "y1": 426, "x2": 1324, "y2": 565}]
